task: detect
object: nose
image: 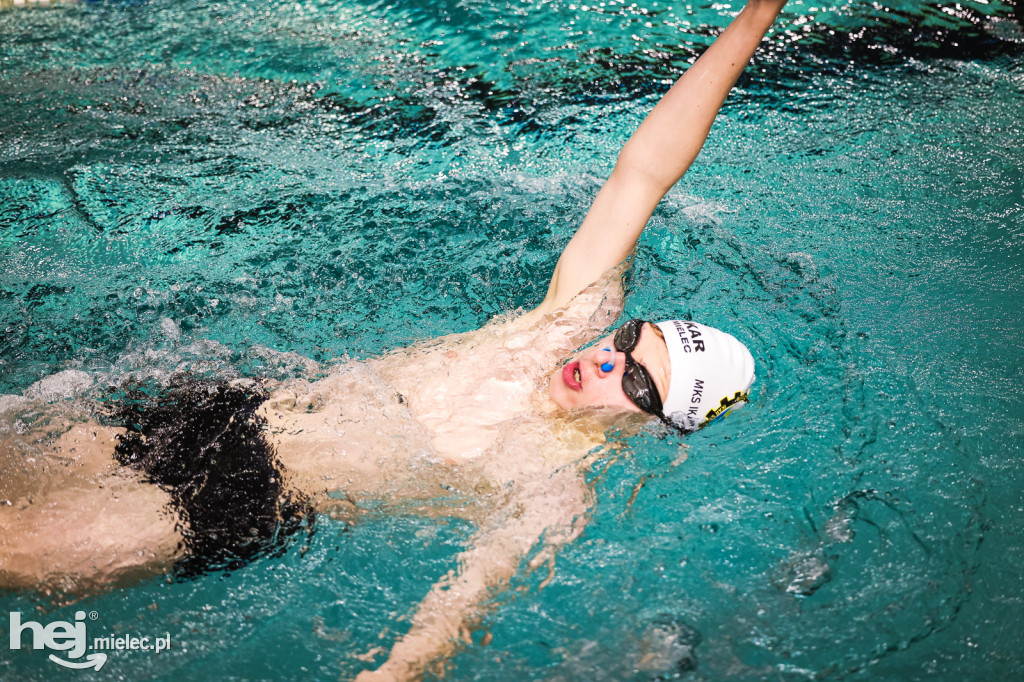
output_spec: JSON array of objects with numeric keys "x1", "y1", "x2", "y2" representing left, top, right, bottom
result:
[{"x1": 598, "y1": 347, "x2": 616, "y2": 374}]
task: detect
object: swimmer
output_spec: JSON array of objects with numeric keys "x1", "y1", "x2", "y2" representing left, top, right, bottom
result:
[{"x1": 0, "y1": 0, "x2": 788, "y2": 678}]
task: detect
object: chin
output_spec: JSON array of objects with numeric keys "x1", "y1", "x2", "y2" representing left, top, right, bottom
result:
[{"x1": 548, "y1": 371, "x2": 573, "y2": 410}]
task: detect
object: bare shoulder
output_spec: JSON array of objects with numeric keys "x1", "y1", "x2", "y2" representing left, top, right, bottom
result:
[{"x1": 379, "y1": 262, "x2": 627, "y2": 375}]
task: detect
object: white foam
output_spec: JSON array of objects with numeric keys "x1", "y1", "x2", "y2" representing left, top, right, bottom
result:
[
  {"x1": 0, "y1": 394, "x2": 30, "y2": 415},
  {"x1": 245, "y1": 344, "x2": 320, "y2": 378},
  {"x1": 22, "y1": 370, "x2": 94, "y2": 403},
  {"x1": 159, "y1": 317, "x2": 181, "y2": 343},
  {"x1": 679, "y1": 198, "x2": 736, "y2": 224}
]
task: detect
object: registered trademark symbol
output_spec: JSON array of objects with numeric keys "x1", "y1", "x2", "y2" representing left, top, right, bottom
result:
[{"x1": 89, "y1": 611, "x2": 99, "y2": 621}]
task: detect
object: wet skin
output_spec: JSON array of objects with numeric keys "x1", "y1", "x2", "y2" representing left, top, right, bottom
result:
[{"x1": 548, "y1": 322, "x2": 671, "y2": 414}]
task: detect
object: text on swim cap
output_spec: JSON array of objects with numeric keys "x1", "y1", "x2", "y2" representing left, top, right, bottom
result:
[
  {"x1": 687, "y1": 378, "x2": 704, "y2": 420},
  {"x1": 671, "y1": 320, "x2": 705, "y2": 353}
]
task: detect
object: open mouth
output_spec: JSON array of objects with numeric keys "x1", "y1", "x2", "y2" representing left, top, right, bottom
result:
[{"x1": 562, "y1": 361, "x2": 582, "y2": 391}]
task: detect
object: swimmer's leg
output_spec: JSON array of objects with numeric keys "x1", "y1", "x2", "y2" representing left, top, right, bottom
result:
[{"x1": 0, "y1": 423, "x2": 184, "y2": 594}]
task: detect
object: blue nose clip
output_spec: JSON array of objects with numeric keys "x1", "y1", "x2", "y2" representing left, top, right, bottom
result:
[{"x1": 600, "y1": 348, "x2": 615, "y2": 373}]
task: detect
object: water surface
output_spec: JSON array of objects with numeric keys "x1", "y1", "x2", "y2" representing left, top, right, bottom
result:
[{"x1": 1, "y1": 0, "x2": 1022, "y2": 679}]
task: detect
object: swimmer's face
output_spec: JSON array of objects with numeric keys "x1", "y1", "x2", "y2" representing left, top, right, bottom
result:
[{"x1": 549, "y1": 322, "x2": 671, "y2": 415}]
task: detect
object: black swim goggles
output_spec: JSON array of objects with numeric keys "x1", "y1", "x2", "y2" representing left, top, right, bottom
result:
[{"x1": 613, "y1": 319, "x2": 665, "y2": 418}]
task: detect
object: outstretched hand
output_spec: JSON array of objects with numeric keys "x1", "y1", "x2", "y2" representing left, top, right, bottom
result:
[{"x1": 353, "y1": 468, "x2": 592, "y2": 681}]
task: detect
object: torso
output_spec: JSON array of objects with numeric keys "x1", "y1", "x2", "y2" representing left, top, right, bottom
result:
[{"x1": 261, "y1": 275, "x2": 625, "y2": 504}]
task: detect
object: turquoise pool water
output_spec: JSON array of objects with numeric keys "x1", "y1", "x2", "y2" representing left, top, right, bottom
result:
[{"x1": 2, "y1": 0, "x2": 1022, "y2": 679}]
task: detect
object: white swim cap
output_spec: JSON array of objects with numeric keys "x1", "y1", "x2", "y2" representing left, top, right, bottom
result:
[{"x1": 654, "y1": 320, "x2": 755, "y2": 431}]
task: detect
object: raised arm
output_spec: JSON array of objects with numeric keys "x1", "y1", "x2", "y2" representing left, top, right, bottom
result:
[{"x1": 535, "y1": 0, "x2": 788, "y2": 313}]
